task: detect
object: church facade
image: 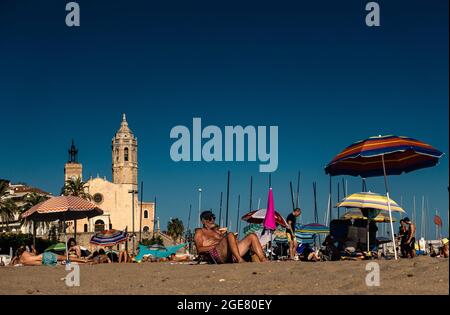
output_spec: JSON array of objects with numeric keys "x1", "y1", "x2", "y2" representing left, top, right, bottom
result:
[{"x1": 64, "y1": 114, "x2": 155, "y2": 237}]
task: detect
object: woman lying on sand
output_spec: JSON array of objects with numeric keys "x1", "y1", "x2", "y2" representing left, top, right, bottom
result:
[
  {"x1": 11, "y1": 246, "x2": 90, "y2": 266},
  {"x1": 141, "y1": 253, "x2": 191, "y2": 263},
  {"x1": 194, "y1": 210, "x2": 267, "y2": 264},
  {"x1": 430, "y1": 238, "x2": 449, "y2": 258}
]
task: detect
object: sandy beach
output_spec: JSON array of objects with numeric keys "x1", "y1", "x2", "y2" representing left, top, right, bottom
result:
[{"x1": 0, "y1": 256, "x2": 447, "y2": 295}]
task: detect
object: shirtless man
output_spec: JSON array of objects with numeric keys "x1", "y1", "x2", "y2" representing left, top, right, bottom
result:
[
  {"x1": 14, "y1": 246, "x2": 89, "y2": 266},
  {"x1": 194, "y1": 210, "x2": 267, "y2": 263}
]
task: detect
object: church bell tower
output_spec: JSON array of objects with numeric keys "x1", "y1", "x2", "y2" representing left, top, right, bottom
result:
[
  {"x1": 112, "y1": 113, "x2": 138, "y2": 187},
  {"x1": 64, "y1": 139, "x2": 83, "y2": 182}
]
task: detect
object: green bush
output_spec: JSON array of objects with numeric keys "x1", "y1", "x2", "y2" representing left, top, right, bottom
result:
[{"x1": 0, "y1": 233, "x2": 57, "y2": 255}]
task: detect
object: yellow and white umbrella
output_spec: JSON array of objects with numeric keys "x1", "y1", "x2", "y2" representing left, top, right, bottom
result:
[
  {"x1": 340, "y1": 208, "x2": 397, "y2": 223},
  {"x1": 336, "y1": 192, "x2": 405, "y2": 213},
  {"x1": 336, "y1": 192, "x2": 405, "y2": 252}
]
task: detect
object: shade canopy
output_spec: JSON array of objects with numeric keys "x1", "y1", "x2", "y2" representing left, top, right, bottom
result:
[
  {"x1": 325, "y1": 135, "x2": 443, "y2": 177},
  {"x1": 21, "y1": 195, "x2": 103, "y2": 222}
]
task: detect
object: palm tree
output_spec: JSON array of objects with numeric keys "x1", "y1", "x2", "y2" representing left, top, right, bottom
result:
[
  {"x1": 0, "y1": 180, "x2": 9, "y2": 197},
  {"x1": 0, "y1": 180, "x2": 16, "y2": 232},
  {"x1": 61, "y1": 177, "x2": 92, "y2": 238},
  {"x1": 61, "y1": 177, "x2": 92, "y2": 200},
  {"x1": 0, "y1": 199, "x2": 16, "y2": 232},
  {"x1": 20, "y1": 192, "x2": 51, "y2": 233},
  {"x1": 167, "y1": 218, "x2": 184, "y2": 244}
]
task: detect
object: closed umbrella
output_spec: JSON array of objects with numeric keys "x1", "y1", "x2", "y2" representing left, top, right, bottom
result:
[
  {"x1": 263, "y1": 188, "x2": 277, "y2": 259},
  {"x1": 325, "y1": 135, "x2": 443, "y2": 259}
]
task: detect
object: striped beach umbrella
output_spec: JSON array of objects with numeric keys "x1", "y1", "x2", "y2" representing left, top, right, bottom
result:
[
  {"x1": 325, "y1": 135, "x2": 444, "y2": 177},
  {"x1": 336, "y1": 192, "x2": 405, "y2": 213},
  {"x1": 21, "y1": 195, "x2": 103, "y2": 222},
  {"x1": 337, "y1": 192, "x2": 405, "y2": 252},
  {"x1": 296, "y1": 223, "x2": 329, "y2": 234},
  {"x1": 325, "y1": 135, "x2": 443, "y2": 260},
  {"x1": 340, "y1": 209, "x2": 397, "y2": 223},
  {"x1": 241, "y1": 209, "x2": 288, "y2": 228},
  {"x1": 90, "y1": 229, "x2": 128, "y2": 247},
  {"x1": 243, "y1": 223, "x2": 288, "y2": 242}
]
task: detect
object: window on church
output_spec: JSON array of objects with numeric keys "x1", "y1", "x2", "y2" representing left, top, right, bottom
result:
[
  {"x1": 144, "y1": 210, "x2": 148, "y2": 219},
  {"x1": 94, "y1": 220, "x2": 105, "y2": 232},
  {"x1": 124, "y1": 147, "x2": 129, "y2": 161},
  {"x1": 83, "y1": 224, "x2": 88, "y2": 232},
  {"x1": 116, "y1": 149, "x2": 119, "y2": 161},
  {"x1": 143, "y1": 226, "x2": 149, "y2": 233}
]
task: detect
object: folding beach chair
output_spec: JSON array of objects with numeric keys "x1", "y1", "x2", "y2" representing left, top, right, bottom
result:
[{"x1": 196, "y1": 252, "x2": 218, "y2": 264}]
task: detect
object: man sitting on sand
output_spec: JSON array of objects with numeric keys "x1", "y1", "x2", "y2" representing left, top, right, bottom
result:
[
  {"x1": 14, "y1": 246, "x2": 89, "y2": 266},
  {"x1": 194, "y1": 210, "x2": 267, "y2": 263}
]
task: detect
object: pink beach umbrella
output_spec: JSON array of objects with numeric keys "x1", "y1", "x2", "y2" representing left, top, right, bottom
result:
[
  {"x1": 263, "y1": 188, "x2": 277, "y2": 260},
  {"x1": 263, "y1": 188, "x2": 277, "y2": 231}
]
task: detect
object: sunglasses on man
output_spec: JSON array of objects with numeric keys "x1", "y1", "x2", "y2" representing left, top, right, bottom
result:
[{"x1": 202, "y1": 214, "x2": 216, "y2": 221}]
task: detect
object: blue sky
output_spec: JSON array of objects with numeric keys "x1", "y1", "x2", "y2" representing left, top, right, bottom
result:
[{"x1": 0, "y1": 0, "x2": 448, "y2": 238}]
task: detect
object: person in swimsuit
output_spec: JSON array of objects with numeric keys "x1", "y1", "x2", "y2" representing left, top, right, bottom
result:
[
  {"x1": 67, "y1": 238, "x2": 82, "y2": 258},
  {"x1": 398, "y1": 219, "x2": 408, "y2": 258},
  {"x1": 286, "y1": 208, "x2": 301, "y2": 260},
  {"x1": 403, "y1": 217, "x2": 416, "y2": 258},
  {"x1": 14, "y1": 246, "x2": 89, "y2": 266},
  {"x1": 441, "y1": 238, "x2": 449, "y2": 258},
  {"x1": 194, "y1": 210, "x2": 267, "y2": 263}
]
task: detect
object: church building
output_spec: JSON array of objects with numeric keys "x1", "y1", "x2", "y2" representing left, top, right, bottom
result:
[{"x1": 64, "y1": 114, "x2": 155, "y2": 237}]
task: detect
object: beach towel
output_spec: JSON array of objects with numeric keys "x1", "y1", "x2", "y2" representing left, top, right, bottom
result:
[
  {"x1": 135, "y1": 243, "x2": 187, "y2": 262},
  {"x1": 42, "y1": 252, "x2": 58, "y2": 266}
]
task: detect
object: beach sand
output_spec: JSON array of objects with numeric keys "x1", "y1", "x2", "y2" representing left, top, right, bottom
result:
[{"x1": 0, "y1": 256, "x2": 447, "y2": 295}]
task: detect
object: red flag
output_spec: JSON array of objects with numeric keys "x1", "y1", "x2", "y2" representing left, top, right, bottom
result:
[{"x1": 434, "y1": 215, "x2": 442, "y2": 227}]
